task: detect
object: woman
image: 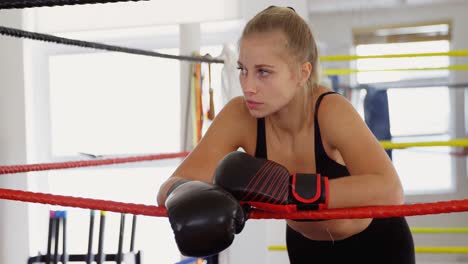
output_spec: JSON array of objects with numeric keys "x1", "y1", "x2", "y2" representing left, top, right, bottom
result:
[{"x1": 158, "y1": 6, "x2": 414, "y2": 264}]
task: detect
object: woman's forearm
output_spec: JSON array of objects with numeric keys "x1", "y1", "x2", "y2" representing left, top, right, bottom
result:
[
  {"x1": 287, "y1": 173, "x2": 403, "y2": 240},
  {"x1": 328, "y1": 173, "x2": 404, "y2": 209}
]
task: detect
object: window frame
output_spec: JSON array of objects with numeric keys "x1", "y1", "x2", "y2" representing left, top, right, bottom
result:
[
  {"x1": 352, "y1": 22, "x2": 456, "y2": 196},
  {"x1": 353, "y1": 20, "x2": 452, "y2": 45},
  {"x1": 30, "y1": 26, "x2": 182, "y2": 168}
]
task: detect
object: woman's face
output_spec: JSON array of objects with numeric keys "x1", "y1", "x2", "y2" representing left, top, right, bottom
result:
[{"x1": 238, "y1": 31, "x2": 301, "y2": 118}]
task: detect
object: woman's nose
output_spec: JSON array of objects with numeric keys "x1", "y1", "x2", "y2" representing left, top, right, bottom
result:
[{"x1": 241, "y1": 76, "x2": 257, "y2": 94}]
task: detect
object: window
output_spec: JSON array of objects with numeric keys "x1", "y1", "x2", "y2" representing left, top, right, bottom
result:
[
  {"x1": 387, "y1": 87, "x2": 449, "y2": 136},
  {"x1": 354, "y1": 23, "x2": 452, "y2": 195},
  {"x1": 356, "y1": 41, "x2": 450, "y2": 84},
  {"x1": 47, "y1": 42, "x2": 182, "y2": 263},
  {"x1": 49, "y1": 48, "x2": 181, "y2": 156}
]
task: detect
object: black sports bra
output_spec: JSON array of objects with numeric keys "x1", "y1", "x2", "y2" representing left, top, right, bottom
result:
[{"x1": 254, "y1": 91, "x2": 350, "y2": 179}]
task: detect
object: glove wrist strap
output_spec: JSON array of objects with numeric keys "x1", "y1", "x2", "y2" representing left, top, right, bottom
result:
[{"x1": 290, "y1": 173, "x2": 329, "y2": 210}]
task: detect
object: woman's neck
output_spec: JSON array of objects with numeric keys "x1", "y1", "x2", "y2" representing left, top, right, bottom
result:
[{"x1": 267, "y1": 88, "x2": 315, "y2": 137}]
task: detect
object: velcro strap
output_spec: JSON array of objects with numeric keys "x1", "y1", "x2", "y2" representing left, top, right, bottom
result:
[{"x1": 290, "y1": 173, "x2": 327, "y2": 210}]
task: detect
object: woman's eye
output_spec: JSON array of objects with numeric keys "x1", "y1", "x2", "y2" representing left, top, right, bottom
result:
[
  {"x1": 258, "y1": 69, "x2": 270, "y2": 76},
  {"x1": 237, "y1": 67, "x2": 247, "y2": 75}
]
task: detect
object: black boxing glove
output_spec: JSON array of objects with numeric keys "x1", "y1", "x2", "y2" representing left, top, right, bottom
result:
[
  {"x1": 165, "y1": 180, "x2": 247, "y2": 257},
  {"x1": 213, "y1": 151, "x2": 329, "y2": 214}
]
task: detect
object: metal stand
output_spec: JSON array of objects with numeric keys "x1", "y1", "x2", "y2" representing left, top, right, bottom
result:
[{"x1": 28, "y1": 211, "x2": 141, "y2": 264}]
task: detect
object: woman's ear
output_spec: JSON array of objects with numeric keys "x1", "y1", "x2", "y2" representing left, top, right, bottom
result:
[{"x1": 301, "y1": 62, "x2": 312, "y2": 85}]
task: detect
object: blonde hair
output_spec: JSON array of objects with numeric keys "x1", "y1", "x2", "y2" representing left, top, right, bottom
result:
[{"x1": 240, "y1": 6, "x2": 320, "y2": 90}]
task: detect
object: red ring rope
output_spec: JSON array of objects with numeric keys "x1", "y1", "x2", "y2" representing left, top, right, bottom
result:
[
  {"x1": 1, "y1": 188, "x2": 468, "y2": 220},
  {"x1": 1, "y1": 150, "x2": 464, "y2": 175},
  {"x1": 0, "y1": 152, "x2": 189, "y2": 175},
  {"x1": 0, "y1": 188, "x2": 166, "y2": 216}
]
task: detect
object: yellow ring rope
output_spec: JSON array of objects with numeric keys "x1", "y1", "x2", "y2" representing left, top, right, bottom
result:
[
  {"x1": 323, "y1": 65, "x2": 468, "y2": 76},
  {"x1": 415, "y1": 247, "x2": 468, "y2": 254},
  {"x1": 319, "y1": 50, "x2": 468, "y2": 62},
  {"x1": 380, "y1": 138, "x2": 468, "y2": 150},
  {"x1": 268, "y1": 245, "x2": 468, "y2": 254},
  {"x1": 411, "y1": 227, "x2": 468, "y2": 234},
  {"x1": 268, "y1": 245, "x2": 286, "y2": 251}
]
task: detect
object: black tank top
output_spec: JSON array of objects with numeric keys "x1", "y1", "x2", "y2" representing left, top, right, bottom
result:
[{"x1": 254, "y1": 91, "x2": 350, "y2": 179}]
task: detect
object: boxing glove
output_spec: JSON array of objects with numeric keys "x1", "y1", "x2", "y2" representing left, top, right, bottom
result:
[
  {"x1": 165, "y1": 180, "x2": 247, "y2": 257},
  {"x1": 213, "y1": 151, "x2": 329, "y2": 213}
]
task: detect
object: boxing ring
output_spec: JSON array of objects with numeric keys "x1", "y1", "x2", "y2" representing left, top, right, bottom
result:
[
  {"x1": 2, "y1": 0, "x2": 468, "y2": 263},
  {"x1": 2, "y1": 138, "x2": 468, "y2": 221},
  {"x1": 1, "y1": 142, "x2": 468, "y2": 258}
]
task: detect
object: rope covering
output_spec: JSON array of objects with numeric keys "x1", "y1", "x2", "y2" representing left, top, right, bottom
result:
[
  {"x1": 1, "y1": 138, "x2": 465, "y2": 175},
  {"x1": 2, "y1": 26, "x2": 467, "y2": 65},
  {"x1": 0, "y1": 26, "x2": 224, "y2": 64},
  {"x1": 381, "y1": 138, "x2": 468, "y2": 149},
  {"x1": 415, "y1": 247, "x2": 468, "y2": 254},
  {"x1": 352, "y1": 81, "x2": 468, "y2": 90},
  {"x1": 0, "y1": 188, "x2": 166, "y2": 216},
  {"x1": 268, "y1": 245, "x2": 468, "y2": 254},
  {"x1": 0, "y1": 152, "x2": 189, "y2": 175},
  {"x1": 323, "y1": 65, "x2": 468, "y2": 76},
  {"x1": 320, "y1": 50, "x2": 468, "y2": 62},
  {"x1": 411, "y1": 227, "x2": 468, "y2": 234},
  {"x1": 0, "y1": 0, "x2": 146, "y2": 9},
  {"x1": 1, "y1": 188, "x2": 468, "y2": 220},
  {"x1": 249, "y1": 198, "x2": 468, "y2": 220}
]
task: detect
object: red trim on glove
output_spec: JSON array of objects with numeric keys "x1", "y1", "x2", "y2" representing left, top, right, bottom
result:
[{"x1": 291, "y1": 173, "x2": 322, "y2": 204}]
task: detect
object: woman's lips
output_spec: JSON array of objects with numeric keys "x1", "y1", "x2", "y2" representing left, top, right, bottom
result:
[{"x1": 246, "y1": 100, "x2": 263, "y2": 109}]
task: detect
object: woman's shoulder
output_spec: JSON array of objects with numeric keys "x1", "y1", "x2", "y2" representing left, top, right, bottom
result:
[
  {"x1": 315, "y1": 86, "x2": 363, "y2": 142},
  {"x1": 226, "y1": 96, "x2": 247, "y2": 109},
  {"x1": 215, "y1": 96, "x2": 256, "y2": 133},
  {"x1": 223, "y1": 96, "x2": 254, "y2": 120},
  {"x1": 314, "y1": 85, "x2": 349, "y2": 109},
  {"x1": 314, "y1": 85, "x2": 358, "y2": 129},
  {"x1": 315, "y1": 85, "x2": 338, "y2": 98}
]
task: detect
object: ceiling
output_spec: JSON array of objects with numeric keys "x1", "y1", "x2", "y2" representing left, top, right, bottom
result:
[{"x1": 308, "y1": 0, "x2": 468, "y2": 13}]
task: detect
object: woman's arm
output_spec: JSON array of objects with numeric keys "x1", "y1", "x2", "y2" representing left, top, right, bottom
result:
[
  {"x1": 320, "y1": 94, "x2": 404, "y2": 208},
  {"x1": 157, "y1": 96, "x2": 253, "y2": 206}
]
